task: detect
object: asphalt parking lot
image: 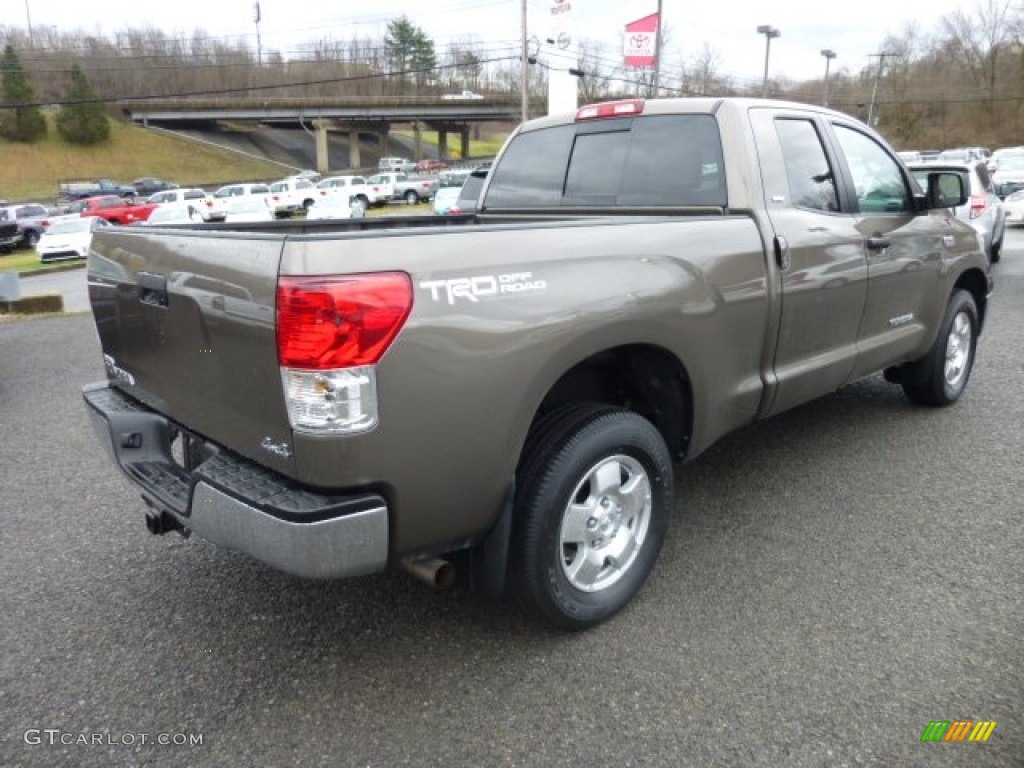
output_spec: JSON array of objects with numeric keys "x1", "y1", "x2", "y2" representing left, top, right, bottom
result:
[{"x1": 2, "y1": 235, "x2": 1022, "y2": 767}]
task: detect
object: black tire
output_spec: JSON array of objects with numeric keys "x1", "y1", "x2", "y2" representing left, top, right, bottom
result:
[
  {"x1": 25, "y1": 230, "x2": 40, "y2": 248},
  {"x1": 990, "y1": 236, "x2": 1002, "y2": 264},
  {"x1": 902, "y1": 289, "x2": 979, "y2": 406},
  {"x1": 404, "y1": 190, "x2": 419, "y2": 205},
  {"x1": 302, "y1": 198, "x2": 314, "y2": 210},
  {"x1": 511, "y1": 405, "x2": 673, "y2": 630}
]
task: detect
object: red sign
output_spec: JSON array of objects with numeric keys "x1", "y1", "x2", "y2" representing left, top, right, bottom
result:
[{"x1": 624, "y1": 13, "x2": 659, "y2": 68}]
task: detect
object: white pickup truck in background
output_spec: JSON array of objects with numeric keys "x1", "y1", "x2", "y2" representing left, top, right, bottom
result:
[
  {"x1": 267, "y1": 178, "x2": 317, "y2": 215},
  {"x1": 366, "y1": 172, "x2": 440, "y2": 205},
  {"x1": 315, "y1": 175, "x2": 389, "y2": 209}
]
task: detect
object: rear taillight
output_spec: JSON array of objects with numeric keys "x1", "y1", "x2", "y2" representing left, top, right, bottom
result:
[
  {"x1": 276, "y1": 273, "x2": 413, "y2": 434},
  {"x1": 277, "y1": 273, "x2": 412, "y2": 369},
  {"x1": 969, "y1": 194, "x2": 987, "y2": 219},
  {"x1": 576, "y1": 99, "x2": 645, "y2": 121}
]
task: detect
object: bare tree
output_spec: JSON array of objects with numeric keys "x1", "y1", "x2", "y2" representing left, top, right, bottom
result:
[{"x1": 941, "y1": 0, "x2": 1015, "y2": 92}]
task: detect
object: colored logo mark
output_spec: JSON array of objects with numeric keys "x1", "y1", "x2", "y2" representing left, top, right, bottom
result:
[{"x1": 921, "y1": 720, "x2": 997, "y2": 742}]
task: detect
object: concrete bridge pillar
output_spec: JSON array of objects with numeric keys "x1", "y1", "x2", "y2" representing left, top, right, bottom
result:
[
  {"x1": 460, "y1": 128, "x2": 471, "y2": 162},
  {"x1": 348, "y1": 130, "x2": 361, "y2": 169},
  {"x1": 314, "y1": 119, "x2": 329, "y2": 175},
  {"x1": 413, "y1": 121, "x2": 423, "y2": 162},
  {"x1": 438, "y1": 130, "x2": 449, "y2": 162}
]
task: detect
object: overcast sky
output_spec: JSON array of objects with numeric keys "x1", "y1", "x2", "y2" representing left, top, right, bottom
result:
[{"x1": 21, "y1": 0, "x2": 974, "y2": 86}]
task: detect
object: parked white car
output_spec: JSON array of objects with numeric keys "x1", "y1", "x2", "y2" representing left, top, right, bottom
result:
[
  {"x1": 306, "y1": 194, "x2": 366, "y2": 221},
  {"x1": 210, "y1": 183, "x2": 271, "y2": 219},
  {"x1": 267, "y1": 178, "x2": 318, "y2": 215},
  {"x1": 1003, "y1": 189, "x2": 1024, "y2": 226},
  {"x1": 315, "y1": 175, "x2": 388, "y2": 208},
  {"x1": 222, "y1": 196, "x2": 276, "y2": 223},
  {"x1": 146, "y1": 188, "x2": 224, "y2": 221},
  {"x1": 36, "y1": 215, "x2": 108, "y2": 262},
  {"x1": 433, "y1": 186, "x2": 462, "y2": 215},
  {"x1": 141, "y1": 202, "x2": 209, "y2": 226}
]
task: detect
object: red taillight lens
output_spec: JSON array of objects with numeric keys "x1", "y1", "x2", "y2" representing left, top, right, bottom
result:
[
  {"x1": 277, "y1": 273, "x2": 413, "y2": 369},
  {"x1": 969, "y1": 194, "x2": 986, "y2": 219}
]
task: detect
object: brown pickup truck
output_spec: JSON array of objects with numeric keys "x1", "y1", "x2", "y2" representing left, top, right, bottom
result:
[{"x1": 82, "y1": 98, "x2": 991, "y2": 630}]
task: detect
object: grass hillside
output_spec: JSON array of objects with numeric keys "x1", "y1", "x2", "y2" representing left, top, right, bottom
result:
[{"x1": 1, "y1": 114, "x2": 288, "y2": 202}]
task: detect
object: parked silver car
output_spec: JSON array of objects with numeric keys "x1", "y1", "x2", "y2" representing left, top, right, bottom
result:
[
  {"x1": 991, "y1": 155, "x2": 1024, "y2": 200},
  {"x1": 909, "y1": 160, "x2": 1006, "y2": 263}
]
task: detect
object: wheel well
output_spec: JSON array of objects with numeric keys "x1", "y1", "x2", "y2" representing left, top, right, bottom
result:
[
  {"x1": 531, "y1": 344, "x2": 692, "y2": 461},
  {"x1": 955, "y1": 268, "x2": 989, "y2": 330}
]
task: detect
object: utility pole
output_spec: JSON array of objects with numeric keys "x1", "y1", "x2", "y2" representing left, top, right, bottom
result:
[
  {"x1": 520, "y1": 0, "x2": 528, "y2": 123},
  {"x1": 867, "y1": 51, "x2": 896, "y2": 127}
]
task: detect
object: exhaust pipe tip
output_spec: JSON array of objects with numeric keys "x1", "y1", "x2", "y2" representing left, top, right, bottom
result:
[{"x1": 403, "y1": 557, "x2": 457, "y2": 590}]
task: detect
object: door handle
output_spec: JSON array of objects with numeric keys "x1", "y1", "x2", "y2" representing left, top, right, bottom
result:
[
  {"x1": 138, "y1": 271, "x2": 168, "y2": 307},
  {"x1": 866, "y1": 236, "x2": 891, "y2": 252},
  {"x1": 774, "y1": 235, "x2": 791, "y2": 270}
]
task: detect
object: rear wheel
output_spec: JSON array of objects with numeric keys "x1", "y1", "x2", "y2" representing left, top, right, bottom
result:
[
  {"x1": 902, "y1": 289, "x2": 978, "y2": 406},
  {"x1": 404, "y1": 190, "x2": 420, "y2": 205},
  {"x1": 24, "y1": 230, "x2": 40, "y2": 248},
  {"x1": 511, "y1": 405, "x2": 673, "y2": 630}
]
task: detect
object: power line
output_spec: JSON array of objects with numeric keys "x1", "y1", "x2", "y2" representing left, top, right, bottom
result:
[{"x1": 0, "y1": 54, "x2": 523, "y2": 110}]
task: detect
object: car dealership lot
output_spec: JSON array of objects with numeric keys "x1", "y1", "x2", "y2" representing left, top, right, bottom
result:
[{"x1": 2, "y1": 236, "x2": 1022, "y2": 767}]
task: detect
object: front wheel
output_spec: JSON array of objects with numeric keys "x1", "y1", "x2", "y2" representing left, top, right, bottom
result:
[
  {"x1": 902, "y1": 289, "x2": 979, "y2": 406},
  {"x1": 511, "y1": 406, "x2": 673, "y2": 630}
]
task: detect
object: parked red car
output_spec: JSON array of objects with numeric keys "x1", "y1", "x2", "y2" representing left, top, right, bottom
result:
[
  {"x1": 416, "y1": 159, "x2": 450, "y2": 173},
  {"x1": 68, "y1": 195, "x2": 158, "y2": 225}
]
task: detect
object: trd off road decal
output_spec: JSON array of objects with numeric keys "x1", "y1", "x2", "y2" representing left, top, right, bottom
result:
[{"x1": 419, "y1": 272, "x2": 547, "y2": 305}]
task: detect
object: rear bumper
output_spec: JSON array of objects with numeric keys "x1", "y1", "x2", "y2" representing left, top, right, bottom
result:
[{"x1": 82, "y1": 382, "x2": 389, "y2": 579}]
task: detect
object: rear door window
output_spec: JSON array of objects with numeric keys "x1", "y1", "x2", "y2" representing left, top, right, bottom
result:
[{"x1": 774, "y1": 119, "x2": 839, "y2": 212}]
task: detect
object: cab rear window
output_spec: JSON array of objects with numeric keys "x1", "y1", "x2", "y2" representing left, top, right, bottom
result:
[{"x1": 485, "y1": 114, "x2": 727, "y2": 209}]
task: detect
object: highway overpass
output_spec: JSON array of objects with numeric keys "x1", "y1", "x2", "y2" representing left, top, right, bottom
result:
[{"x1": 122, "y1": 95, "x2": 523, "y2": 172}]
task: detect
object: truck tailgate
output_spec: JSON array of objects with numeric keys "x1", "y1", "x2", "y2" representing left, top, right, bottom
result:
[{"x1": 87, "y1": 228, "x2": 295, "y2": 473}]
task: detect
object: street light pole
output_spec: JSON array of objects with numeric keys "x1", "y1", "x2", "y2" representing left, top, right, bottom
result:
[
  {"x1": 253, "y1": 2, "x2": 262, "y2": 66},
  {"x1": 867, "y1": 51, "x2": 896, "y2": 126},
  {"x1": 520, "y1": 0, "x2": 528, "y2": 123},
  {"x1": 756, "y1": 25, "x2": 780, "y2": 99},
  {"x1": 820, "y1": 49, "x2": 836, "y2": 107},
  {"x1": 24, "y1": 0, "x2": 33, "y2": 39},
  {"x1": 652, "y1": 0, "x2": 664, "y2": 96}
]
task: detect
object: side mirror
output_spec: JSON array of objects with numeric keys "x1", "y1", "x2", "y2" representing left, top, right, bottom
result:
[{"x1": 925, "y1": 171, "x2": 968, "y2": 210}]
